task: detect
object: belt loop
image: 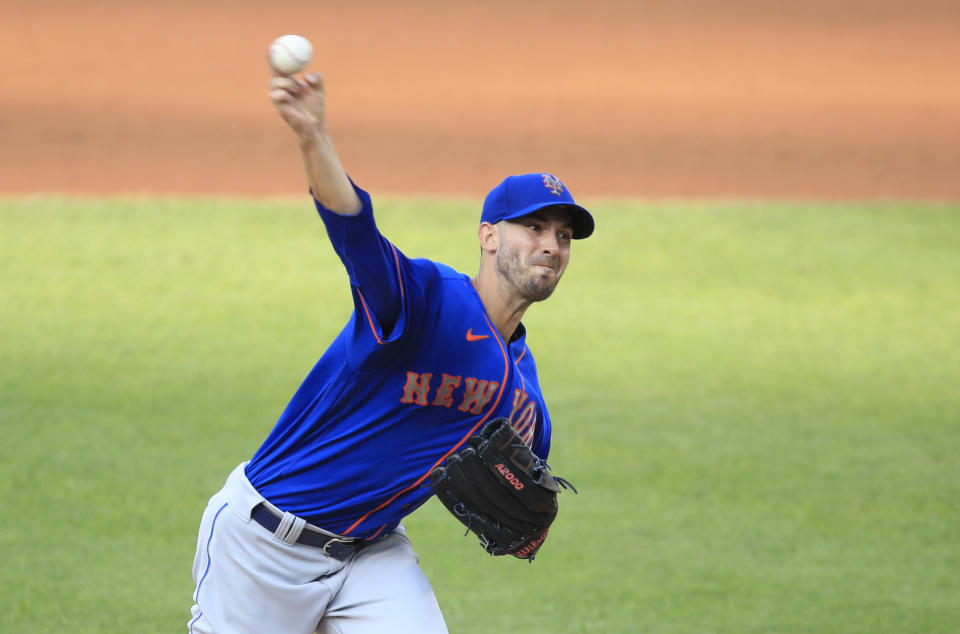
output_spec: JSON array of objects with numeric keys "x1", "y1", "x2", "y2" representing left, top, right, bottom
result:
[{"x1": 274, "y1": 511, "x2": 307, "y2": 545}]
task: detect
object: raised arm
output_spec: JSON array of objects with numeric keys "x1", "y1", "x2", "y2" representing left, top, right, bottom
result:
[{"x1": 268, "y1": 67, "x2": 362, "y2": 216}]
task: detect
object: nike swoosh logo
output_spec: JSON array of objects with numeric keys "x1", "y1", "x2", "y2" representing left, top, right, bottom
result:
[{"x1": 466, "y1": 328, "x2": 490, "y2": 342}]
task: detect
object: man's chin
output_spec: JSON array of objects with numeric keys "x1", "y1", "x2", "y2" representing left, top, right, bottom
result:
[{"x1": 523, "y1": 280, "x2": 559, "y2": 302}]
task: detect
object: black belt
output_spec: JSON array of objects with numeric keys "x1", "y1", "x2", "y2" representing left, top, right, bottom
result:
[{"x1": 250, "y1": 504, "x2": 366, "y2": 560}]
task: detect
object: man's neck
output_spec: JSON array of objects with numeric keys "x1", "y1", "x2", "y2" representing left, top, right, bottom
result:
[{"x1": 472, "y1": 274, "x2": 530, "y2": 342}]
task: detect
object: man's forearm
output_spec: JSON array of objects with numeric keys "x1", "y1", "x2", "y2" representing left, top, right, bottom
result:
[{"x1": 300, "y1": 132, "x2": 362, "y2": 216}]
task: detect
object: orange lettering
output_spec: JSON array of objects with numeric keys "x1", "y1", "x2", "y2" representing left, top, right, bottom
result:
[
  {"x1": 509, "y1": 389, "x2": 528, "y2": 420},
  {"x1": 514, "y1": 402, "x2": 536, "y2": 435},
  {"x1": 400, "y1": 372, "x2": 433, "y2": 406},
  {"x1": 458, "y1": 377, "x2": 500, "y2": 414},
  {"x1": 495, "y1": 464, "x2": 525, "y2": 490},
  {"x1": 514, "y1": 529, "x2": 548, "y2": 558},
  {"x1": 431, "y1": 374, "x2": 462, "y2": 408}
]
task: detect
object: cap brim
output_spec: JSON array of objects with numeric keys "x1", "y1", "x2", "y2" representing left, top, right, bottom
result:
[{"x1": 500, "y1": 202, "x2": 595, "y2": 239}]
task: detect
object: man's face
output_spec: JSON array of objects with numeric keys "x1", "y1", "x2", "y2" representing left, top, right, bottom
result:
[{"x1": 495, "y1": 208, "x2": 574, "y2": 302}]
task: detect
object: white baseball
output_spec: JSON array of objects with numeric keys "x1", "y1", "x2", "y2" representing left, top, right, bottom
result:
[{"x1": 269, "y1": 34, "x2": 313, "y2": 74}]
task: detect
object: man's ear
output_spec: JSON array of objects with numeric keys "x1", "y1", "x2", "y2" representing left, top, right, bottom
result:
[{"x1": 478, "y1": 222, "x2": 499, "y2": 253}]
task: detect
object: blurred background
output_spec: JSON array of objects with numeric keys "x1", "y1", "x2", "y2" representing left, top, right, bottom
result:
[
  {"x1": 2, "y1": 0, "x2": 959, "y2": 199},
  {"x1": 3, "y1": 3, "x2": 960, "y2": 632}
]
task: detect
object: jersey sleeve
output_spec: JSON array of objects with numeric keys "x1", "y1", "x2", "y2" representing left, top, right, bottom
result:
[{"x1": 313, "y1": 182, "x2": 431, "y2": 365}]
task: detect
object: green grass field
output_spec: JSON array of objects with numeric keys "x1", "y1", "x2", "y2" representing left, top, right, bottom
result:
[{"x1": 2, "y1": 196, "x2": 958, "y2": 633}]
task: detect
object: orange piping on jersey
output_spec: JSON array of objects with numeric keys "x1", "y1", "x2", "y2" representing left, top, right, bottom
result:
[
  {"x1": 354, "y1": 246, "x2": 404, "y2": 347},
  {"x1": 356, "y1": 289, "x2": 386, "y2": 345},
  {"x1": 366, "y1": 524, "x2": 388, "y2": 541},
  {"x1": 514, "y1": 346, "x2": 527, "y2": 392},
  {"x1": 342, "y1": 312, "x2": 510, "y2": 536}
]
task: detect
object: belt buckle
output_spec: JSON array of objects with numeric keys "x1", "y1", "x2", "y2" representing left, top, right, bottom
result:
[{"x1": 322, "y1": 536, "x2": 356, "y2": 557}]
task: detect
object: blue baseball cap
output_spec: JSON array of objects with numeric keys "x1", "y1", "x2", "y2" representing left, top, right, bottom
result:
[{"x1": 481, "y1": 173, "x2": 595, "y2": 239}]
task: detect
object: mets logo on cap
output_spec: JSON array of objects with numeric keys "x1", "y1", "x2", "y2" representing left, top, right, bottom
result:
[{"x1": 541, "y1": 174, "x2": 564, "y2": 196}]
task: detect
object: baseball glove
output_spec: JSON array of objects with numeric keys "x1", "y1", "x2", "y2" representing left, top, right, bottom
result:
[{"x1": 429, "y1": 417, "x2": 576, "y2": 561}]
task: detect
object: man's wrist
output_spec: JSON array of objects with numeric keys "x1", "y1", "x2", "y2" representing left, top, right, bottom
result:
[{"x1": 297, "y1": 126, "x2": 331, "y2": 152}]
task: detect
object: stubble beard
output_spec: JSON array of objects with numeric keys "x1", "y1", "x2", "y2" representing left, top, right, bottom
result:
[{"x1": 496, "y1": 247, "x2": 561, "y2": 303}]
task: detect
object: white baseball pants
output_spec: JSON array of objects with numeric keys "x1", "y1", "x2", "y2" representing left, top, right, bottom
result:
[{"x1": 188, "y1": 463, "x2": 448, "y2": 634}]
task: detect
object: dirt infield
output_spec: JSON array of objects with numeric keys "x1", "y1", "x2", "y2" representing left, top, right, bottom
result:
[{"x1": 3, "y1": 0, "x2": 958, "y2": 198}]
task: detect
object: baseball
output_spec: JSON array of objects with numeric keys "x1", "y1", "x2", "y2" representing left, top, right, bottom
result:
[{"x1": 269, "y1": 34, "x2": 313, "y2": 74}]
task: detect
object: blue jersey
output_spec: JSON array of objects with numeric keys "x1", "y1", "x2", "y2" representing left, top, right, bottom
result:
[{"x1": 245, "y1": 183, "x2": 553, "y2": 540}]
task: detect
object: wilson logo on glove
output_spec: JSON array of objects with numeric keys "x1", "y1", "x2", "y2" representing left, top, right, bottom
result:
[
  {"x1": 513, "y1": 529, "x2": 548, "y2": 559},
  {"x1": 495, "y1": 463, "x2": 525, "y2": 490}
]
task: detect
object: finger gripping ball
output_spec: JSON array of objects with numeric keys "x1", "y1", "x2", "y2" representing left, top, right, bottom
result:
[{"x1": 269, "y1": 34, "x2": 313, "y2": 74}]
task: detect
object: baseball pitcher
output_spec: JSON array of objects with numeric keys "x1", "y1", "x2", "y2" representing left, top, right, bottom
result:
[{"x1": 187, "y1": 65, "x2": 594, "y2": 634}]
